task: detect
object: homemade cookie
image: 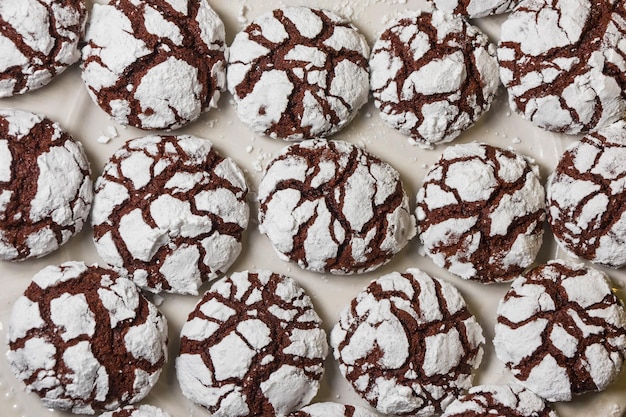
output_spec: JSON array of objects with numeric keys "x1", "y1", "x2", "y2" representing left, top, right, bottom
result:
[
  {"x1": 0, "y1": 0, "x2": 87, "y2": 97},
  {"x1": 91, "y1": 135, "x2": 249, "y2": 295},
  {"x1": 431, "y1": 0, "x2": 521, "y2": 18},
  {"x1": 288, "y1": 402, "x2": 378, "y2": 417},
  {"x1": 331, "y1": 269, "x2": 484, "y2": 417},
  {"x1": 176, "y1": 270, "x2": 328, "y2": 417},
  {"x1": 547, "y1": 121, "x2": 626, "y2": 268},
  {"x1": 416, "y1": 142, "x2": 545, "y2": 283},
  {"x1": 494, "y1": 260, "x2": 626, "y2": 402},
  {"x1": 99, "y1": 405, "x2": 171, "y2": 417},
  {"x1": 81, "y1": 0, "x2": 226, "y2": 130},
  {"x1": 227, "y1": 6, "x2": 370, "y2": 141},
  {"x1": 441, "y1": 384, "x2": 558, "y2": 417},
  {"x1": 498, "y1": 0, "x2": 626, "y2": 134},
  {"x1": 6, "y1": 262, "x2": 168, "y2": 414},
  {"x1": 0, "y1": 108, "x2": 93, "y2": 261},
  {"x1": 370, "y1": 10, "x2": 499, "y2": 148},
  {"x1": 258, "y1": 139, "x2": 416, "y2": 274}
]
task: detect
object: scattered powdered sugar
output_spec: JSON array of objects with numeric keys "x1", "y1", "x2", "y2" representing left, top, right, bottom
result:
[
  {"x1": 547, "y1": 121, "x2": 626, "y2": 267},
  {"x1": 177, "y1": 270, "x2": 328, "y2": 417},
  {"x1": 416, "y1": 142, "x2": 546, "y2": 283},
  {"x1": 433, "y1": 0, "x2": 521, "y2": 18},
  {"x1": 331, "y1": 269, "x2": 484, "y2": 417},
  {"x1": 494, "y1": 259, "x2": 626, "y2": 402}
]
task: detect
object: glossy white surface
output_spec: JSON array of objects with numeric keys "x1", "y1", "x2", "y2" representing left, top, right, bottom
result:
[{"x1": 0, "y1": 1, "x2": 624, "y2": 416}]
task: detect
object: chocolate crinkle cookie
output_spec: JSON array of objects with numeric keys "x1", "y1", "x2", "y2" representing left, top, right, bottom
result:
[
  {"x1": 331, "y1": 269, "x2": 484, "y2": 417},
  {"x1": 494, "y1": 260, "x2": 626, "y2": 402},
  {"x1": 547, "y1": 120, "x2": 626, "y2": 268},
  {"x1": 91, "y1": 135, "x2": 249, "y2": 295},
  {"x1": 99, "y1": 405, "x2": 172, "y2": 417},
  {"x1": 431, "y1": 0, "x2": 522, "y2": 18},
  {"x1": 0, "y1": 108, "x2": 93, "y2": 261},
  {"x1": 441, "y1": 384, "x2": 558, "y2": 417},
  {"x1": 287, "y1": 402, "x2": 379, "y2": 417},
  {"x1": 498, "y1": 0, "x2": 626, "y2": 134},
  {"x1": 6, "y1": 262, "x2": 168, "y2": 415},
  {"x1": 81, "y1": 0, "x2": 226, "y2": 130},
  {"x1": 228, "y1": 6, "x2": 370, "y2": 141},
  {"x1": 176, "y1": 270, "x2": 328, "y2": 417},
  {"x1": 0, "y1": 0, "x2": 87, "y2": 97},
  {"x1": 258, "y1": 139, "x2": 416, "y2": 274},
  {"x1": 416, "y1": 142, "x2": 546, "y2": 283},
  {"x1": 370, "y1": 10, "x2": 499, "y2": 148}
]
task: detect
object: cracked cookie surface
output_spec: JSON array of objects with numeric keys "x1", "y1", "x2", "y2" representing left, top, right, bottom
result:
[
  {"x1": 258, "y1": 139, "x2": 416, "y2": 274},
  {"x1": 81, "y1": 0, "x2": 226, "y2": 130},
  {"x1": 0, "y1": 108, "x2": 93, "y2": 261},
  {"x1": 370, "y1": 10, "x2": 499, "y2": 148},
  {"x1": 91, "y1": 135, "x2": 249, "y2": 295},
  {"x1": 176, "y1": 270, "x2": 328, "y2": 417},
  {"x1": 227, "y1": 6, "x2": 370, "y2": 141},
  {"x1": 498, "y1": 0, "x2": 626, "y2": 134},
  {"x1": 431, "y1": 0, "x2": 522, "y2": 18}
]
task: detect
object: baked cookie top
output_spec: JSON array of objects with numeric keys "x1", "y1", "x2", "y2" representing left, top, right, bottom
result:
[
  {"x1": 6, "y1": 261, "x2": 168, "y2": 414},
  {"x1": 494, "y1": 260, "x2": 626, "y2": 402},
  {"x1": 331, "y1": 269, "x2": 484, "y2": 417},
  {"x1": 228, "y1": 6, "x2": 370, "y2": 141},
  {"x1": 258, "y1": 139, "x2": 416, "y2": 274},
  {"x1": 91, "y1": 135, "x2": 249, "y2": 295},
  {"x1": 547, "y1": 121, "x2": 626, "y2": 268},
  {"x1": 498, "y1": 0, "x2": 626, "y2": 134},
  {"x1": 81, "y1": 0, "x2": 226, "y2": 130},
  {"x1": 0, "y1": 0, "x2": 87, "y2": 97},
  {"x1": 0, "y1": 108, "x2": 93, "y2": 261},
  {"x1": 176, "y1": 270, "x2": 328, "y2": 417}
]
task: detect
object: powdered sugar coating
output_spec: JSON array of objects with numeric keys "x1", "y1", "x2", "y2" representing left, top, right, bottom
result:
[
  {"x1": 416, "y1": 142, "x2": 545, "y2": 283},
  {"x1": 432, "y1": 0, "x2": 522, "y2": 18},
  {"x1": 547, "y1": 121, "x2": 626, "y2": 267},
  {"x1": 288, "y1": 402, "x2": 378, "y2": 417},
  {"x1": 176, "y1": 270, "x2": 328, "y2": 417},
  {"x1": 498, "y1": 0, "x2": 626, "y2": 134},
  {"x1": 441, "y1": 384, "x2": 558, "y2": 417},
  {"x1": 92, "y1": 135, "x2": 249, "y2": 295},
  {"x1": 0, "y1": 108, "x2": 93, "y2": 261},
  {"x1": 0, "y1": 0, "x2": 86, "y2": 97},
  {"x1": 81, "y1": 0, "x2": 226, "y2": 130},
  {"x1": 330, "y1": 269, "x2": 484, "y2": 417},
  {"x1": 258, "y1": 139, "x2": 416, "y2": 274},
  {"x1": 494, "y1": 260, "x2": 626, "y2": 402},
  {"x1": 6, "y1": 262, "x2": 168, "y2": 414},
  {"x1": 228, "y1": 6, "x2": 370, "y2": 141},
  {"x1": 99, "y1": 405, "x2": 172, "y2": 417},
  {"x1": 370, "y1": 10, "x2": 499, "y2": 148}
]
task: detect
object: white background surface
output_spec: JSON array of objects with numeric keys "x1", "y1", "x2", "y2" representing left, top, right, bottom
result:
[{"x1": 0, "y1": 0, "x2": 625, "y2": 416}]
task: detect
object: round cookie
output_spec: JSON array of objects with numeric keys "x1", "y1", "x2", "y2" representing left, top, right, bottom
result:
[
  {"x1": 547, "y1": 121, "x2": 626, "y2": 268},
  {"x1": 91, "y1": 135, "x2": 249, "y2": 295},
  {"x1": 288, "y1": 402, "x2": 378, "y2": 417},
  {"x1": 99, "y1": 405, "x2": 172, "y2": 417},
  {"x1": 330, "y1": 269, "x2": 485, "y2": 417},
  {"x1": 81, "y1": 0, "x2": 226, "y2": 130},
  {"x1": 431, "y1": 0, "x2": 522, "y2": 18},
  {"x1": 0, "y1": 0, "x2": 87, "y2": 97},
  {"x1": 227, "y1": 6, "x2": 370, "y2": 141},
  {"x1": 494, "y1": 260, "x2": 626, "y2": 402},
  {"x1": 498, "y1": 0, "x2": 626, "y2": 134},
  {"x1": 6, "y1": 261, "x2": 168, "y2": 414},
  {"x1": 176, "y1": 270, "x2": 328, "y2": 417},
  {"x1": 0, "y1": 108, "x2": 93, "y2": 261},
  {"x1": 370, "y1": 10, "x2": 499, "y2": 148},
  {"x1": 441, "y1": 384, "x2": 558, "y2": 417},
  {"x1": 415, "y1": 142, "x2": 545, "y2": 283},
  {"x1": 258, "y1": 139, "x2": 416, "y2": 274}
]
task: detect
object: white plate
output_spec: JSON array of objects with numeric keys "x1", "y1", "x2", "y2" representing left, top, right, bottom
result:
[{"x1": 0, "y1": 1, "x2": 625, "y2": 416}]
